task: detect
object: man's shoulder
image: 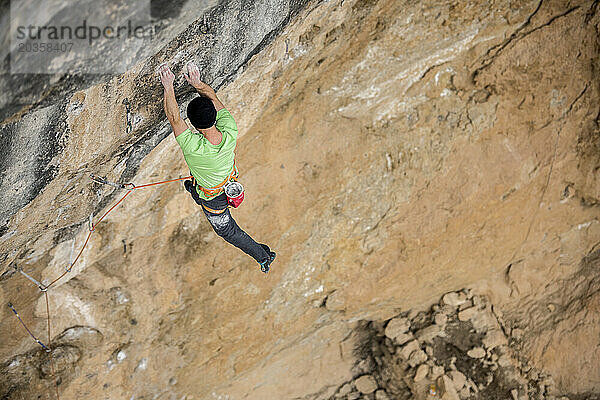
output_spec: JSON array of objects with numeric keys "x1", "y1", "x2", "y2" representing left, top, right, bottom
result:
[
  {"x1": 216, "y1": 108, "x2": 235, "y2": 122},
  {"x1": 176, "y1": 128, "x2": 207, "y2": 154},
  {"x1": 216, "y1": 108, "x2": 238, "y2": 138}
]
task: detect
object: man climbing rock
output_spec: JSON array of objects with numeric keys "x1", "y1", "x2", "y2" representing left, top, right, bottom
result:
[{"x1": 158, "y1": 62, "x2": 276, "y2": 273}]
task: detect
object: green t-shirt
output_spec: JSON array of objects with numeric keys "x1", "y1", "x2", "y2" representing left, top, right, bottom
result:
[{"x1": 176, "y1": 108, "x2": 238, "y2": 200}]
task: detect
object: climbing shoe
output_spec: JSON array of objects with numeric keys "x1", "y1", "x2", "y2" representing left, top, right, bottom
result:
[
  {"x1": 259, "y1": 250, "x2": 276, "y2": 273},
  {"x1": 184, "y1": 178, "x2": 203, "y2": 205},
  {"x1": 184, "y1": 179, "x2": 194, "y2": 194}
]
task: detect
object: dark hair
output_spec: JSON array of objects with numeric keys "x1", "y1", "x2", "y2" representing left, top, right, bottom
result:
[{"x1": 187, "y1": 96, "x2": 216, "y2": 129}]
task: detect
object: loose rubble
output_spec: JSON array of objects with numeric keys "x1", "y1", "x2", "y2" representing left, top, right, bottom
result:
[{"x1": 329, "y1": 289, "x2": 580, "y2": 400}]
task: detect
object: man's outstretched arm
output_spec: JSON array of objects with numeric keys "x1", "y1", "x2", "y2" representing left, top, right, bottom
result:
[
  {"x1": 159, "y1": 64, "x2": 189, "y2": 138},
  {"x1": 185, "y1": 62, "x2": 225, "y2": 112}
]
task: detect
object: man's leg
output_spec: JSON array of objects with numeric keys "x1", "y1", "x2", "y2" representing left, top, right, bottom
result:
[
  {"x1": 204, "y1": 207, "x2": 271, "y2": 263},
  {"x1": 186, "y1": 183, "x2": 273, "y2": 266}
]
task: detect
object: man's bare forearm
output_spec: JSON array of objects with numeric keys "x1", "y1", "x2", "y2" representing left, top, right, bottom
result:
[
  {"x1": 163, "y1": 87, "x2": 188, "y2": 136},
  {"x1": 158, "y1": 63, "x2": 188, "y2": 136},
  {"x1": 184, "y1": 63, "x2": 225, "y2": 111},
  {"x1": 163, "y1": 87, "x2": 180, "y2": 123},
  {"x1": 192, "y1": 82, "x2": 225, "y2": 111},
  {"x1": 193, "y1": 81, "x2": 216, "y2": 98}
]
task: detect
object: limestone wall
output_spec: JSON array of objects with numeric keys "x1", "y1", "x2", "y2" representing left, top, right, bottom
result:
[{"x1": 0, "y1": 0, "x2": 598, "y2": 399}]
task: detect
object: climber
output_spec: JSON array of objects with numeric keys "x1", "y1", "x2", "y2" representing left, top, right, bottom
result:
[{"x1": 158, "y1": 62, "x2": 276, "y2": 273}]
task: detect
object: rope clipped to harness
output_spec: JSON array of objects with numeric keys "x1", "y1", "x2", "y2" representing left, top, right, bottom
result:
[{"x1": 193, "y1": 161, "x2": 245, "y2": 208}]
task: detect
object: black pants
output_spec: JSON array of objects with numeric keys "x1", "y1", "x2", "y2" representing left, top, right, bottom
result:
[{"x1": 189, "y1": 188, "x2": 271, "y2": 264}]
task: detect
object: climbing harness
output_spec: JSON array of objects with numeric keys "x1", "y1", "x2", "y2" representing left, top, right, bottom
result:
[
  {"x1": 201, "y1": 203, "x2": 228, "y2": 214},
  {"x1": 192, "y1": 161, "x2": 245, "y2": 209},
  {"x1": 193, "y1": 161, "x2": 238, "y2": 197}
]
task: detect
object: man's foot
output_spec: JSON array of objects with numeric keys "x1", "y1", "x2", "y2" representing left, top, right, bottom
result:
[
  {"x1": 259, "y1": 251, "x2": 276, "y2": 273},
  {"x1": 184, "y1": 178, "x2": 203, "y2": 205},
  {"x1": 184, "y1": 179, "x2": 194, "y2": 194}
]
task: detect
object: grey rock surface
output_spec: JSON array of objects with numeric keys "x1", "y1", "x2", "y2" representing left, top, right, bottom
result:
[{"x1": 0, "y1": 0, "x2": 310, "y2": 230}]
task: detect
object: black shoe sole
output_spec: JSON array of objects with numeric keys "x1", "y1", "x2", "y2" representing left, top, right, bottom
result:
[{"x1": 260, "y1": 252, "x2": 276, "y2": 273}]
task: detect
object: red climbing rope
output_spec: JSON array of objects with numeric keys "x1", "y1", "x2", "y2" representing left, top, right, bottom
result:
[
  {"x1": 130, "y1": 176, "x2": 192, "y2": 189},
  {"x1": 7, "y1": 173, "x2": 192, "y2": 400},
  {"x1": 46, "y1": 190, "x2": 132, "y2": 288},
  {"x1": 45, "y1": 175, "x2": 191, "y2": 288}
]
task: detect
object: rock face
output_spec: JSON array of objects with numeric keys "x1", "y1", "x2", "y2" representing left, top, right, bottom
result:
[
  {"x1": 0, "y1": 0, "x2": 599, "y2": 399},
  {"x1": 0, "y1": 0, "x2": 311, "y2": 227}
]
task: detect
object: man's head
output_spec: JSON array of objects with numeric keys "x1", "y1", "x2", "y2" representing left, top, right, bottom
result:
[{"x1": 187, "y1": 96, "x2": 216, "y2": 130}]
